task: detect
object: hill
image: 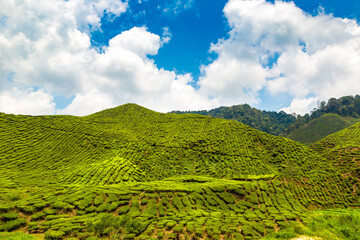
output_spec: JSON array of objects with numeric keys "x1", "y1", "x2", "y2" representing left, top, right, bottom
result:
[
  {"x1": 0, "y1": 103, "x2": 327, "y2": 184},
  {"x1": 286, "y1": 113, "x2": 360, "y2": 145},
  {"x1": 172, "y1": 96, "x2": 360, "y2": 144},
  {"x1": 285, "y1": 95, "x2": 360, "y2": 140},
  {"x1": 311, "y1": 121, "x2": 360, "y2": 177},
  {"x1": 0, "y1": 104, "x2": 358, "y2": 240},
  {"x1": 308, "y1": 95, "x2": 360, "y2": 119},
  {"x1": 171, "y1": 104, "x2": 297, "y2": 136}
]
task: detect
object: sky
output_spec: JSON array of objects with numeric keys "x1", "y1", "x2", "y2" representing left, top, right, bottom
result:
[{"x1": 1, "y1": 0, "x2": 360, "y2": 116}]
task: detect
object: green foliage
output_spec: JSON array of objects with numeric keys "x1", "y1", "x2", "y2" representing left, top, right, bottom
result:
[
  {"x1": 310, "y1": 95, "x2": 360, "y2": 119},
  {"x1": 87, "y1": 213, "x2": 122, "y2": 237},
  {"x1": 44, "y1": 230, "x2": 65, "y2": 240},
  {"x1": 172, "y1": 95, "x2": 360, "y2": 142},
  {"x1": 287, "y1": 95, "x2": 360, "y2": 139},
  {"x1": 262, "y1": 209, "x2": 360, "y2": 240},
  {"x1": 307, "y1": 210, "x2": 360, "y2": 240},
  {"x1": 52, "y1": 202, "x2": 73, "y2": 210},
  {"x1": 0, "y1": 232, "x2": 38, "y2": 240},
  {"x1": 0, "y1": 103, "x2": 359, "y2": 240},
  {"x1": 171, "y1": 103, "x2": 297, "y2": 136},
  {"x1": 0, "y1": 218, "x2": 26, "y2": 231},
  {"x1": 286, "y1": 114, "x2": 360, "y2": 145},
  {"x1": 1, "y1": 212, "x2": 18, "y2": 220}
]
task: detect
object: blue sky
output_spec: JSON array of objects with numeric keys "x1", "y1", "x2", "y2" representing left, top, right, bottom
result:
[
  {"x1": 1, "y1": 0, "x2": 360, "y2": 115},
  {"x1": 92, "y1": 0, "x2": 230, "y2": 80}
]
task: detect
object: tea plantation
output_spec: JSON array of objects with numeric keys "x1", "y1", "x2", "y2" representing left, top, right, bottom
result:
[{"x1": 0, "y1": 104, "x2": 359, "y2": 239}]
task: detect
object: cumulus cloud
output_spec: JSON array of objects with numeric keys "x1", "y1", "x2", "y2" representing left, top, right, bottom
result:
[
  {"x1": 199, "y1": 0, "x2": 360, "y2": 114},
  {"x1": 1, "y1": 0, "x2": 360, "y2": 116},
  {"x1": 0, "y1": 0, "x2": 213, "y2": 115},
  {"x1": 60, "y1": 27, "x2": 213, "y2": 114},
  {"x1": 280, "y1": 97, "x2": 318, "y2": 115},
  {"x1": 0, "y1": 88, "x2": 55, "y2": 115}
]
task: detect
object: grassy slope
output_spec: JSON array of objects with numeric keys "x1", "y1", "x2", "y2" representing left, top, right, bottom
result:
[
  {"x1": 286, "y1": 114, "x2": 360, "y2": 145},
  {"x1": 311, "y1": 121, "x2": 360, "y2": 177},
  {"x1": 0, "y1": 104, "x2": 358, "y2": 240},
  {"x1": 0, "y1": 104, "x2": 329, "y2": 184},
  {"x1": 171, "y1": 104, "x2": 297, "y2": 136}
]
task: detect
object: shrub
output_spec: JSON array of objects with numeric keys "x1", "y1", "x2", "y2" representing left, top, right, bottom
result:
[
  {"x1": 18, "y1": 205, "x2": 35, "y2": 213},
  {"x1": 94, "y1": 195, "x2": 105, "y2": 206},
  {"x1": 44, "y1": 230, "x2": 65, "y2": 240},
  {"x1": 87, "y1": 213, "x2": 122, "y2": 237},
  {"x1": 0, "y1": 232, "x2": 37, "y2": 240},
  {"x1": 45, "y1": 214, "x2": 70, "y2": 220},
  {"x1": 44, "y1": 208, "x2": 57, "y2": 215},
  {"x1": 8, "y1": 193, "x2": 21, "y2": 201},
  {"x1": 107, "y1": 202, "x2": 118, "y2": 212},
  {"x1": 0, "y1": 218, "x2": 26, "y2": 231},
  {"x1": 96, "y1": 203, "x2": 110, "y2": 213},
  {"x1": 52, "y1": 202, "x2": 73, "y2": 210},
  {"x1": 1, "y1": 212, "x2": 18, "y2": 220}
]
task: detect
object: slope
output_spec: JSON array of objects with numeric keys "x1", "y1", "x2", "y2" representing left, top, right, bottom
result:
[
  {"x1": 171, "y1": 104, "x2": 297, "y2": 136},
  {"x1": 84, "y1": 104, "x2": 329, "y2": 180},
  {"x1": 286, "y1": 113, "x2": 360, "y2": 145},
  {"x1": 0, "y1": 104, "x2": 358, "y2": 240},
  {"x1": 0, "y1": 103, "x2": 329, "y2": 185},
  {"x1": 311, "y1": 121, "x2": 360, "y2": 177}
]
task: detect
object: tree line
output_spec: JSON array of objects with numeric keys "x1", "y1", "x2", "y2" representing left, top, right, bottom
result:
[{"x1": 171, "y1": 95, "x2": 360, "y2": 136}]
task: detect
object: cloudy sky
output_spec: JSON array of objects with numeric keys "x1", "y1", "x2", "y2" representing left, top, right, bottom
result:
[{"x1": 1, "y1": 0, "x2": 360, "y2": 115}]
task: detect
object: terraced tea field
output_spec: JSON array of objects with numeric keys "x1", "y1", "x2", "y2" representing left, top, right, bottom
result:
[{"x1": 0, "y1": 104, "x2": 359, "y2": 239}]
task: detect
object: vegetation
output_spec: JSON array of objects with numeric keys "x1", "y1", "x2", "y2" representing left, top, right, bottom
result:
[
  {"x1": 285, "y1": 95, "x2": 360, "y2": 138},
  {"x1": 311, "y1": 121, "x2": 360, "y2": 177},
  {"x1": 173, "y1": 95, "x2": 360, "y2": 144},
  {"x1": 307, "y1": 95, "x2": 360, "y2": 119},
  {"x1": 262, "y1": 209, "x2": 360, "y2": 240},
  {"x1": 171, "y1": 103, "x2": 297, "y2": 136},
  {"x1": 0, "y1": 103, "x2": 359, "y2": 239},
  {"x1": 286, "y1": 114, "x2": 360, "y2": 145},
  {"x1": 0, "y1": 232, "x2": 40, "y2": 240}
]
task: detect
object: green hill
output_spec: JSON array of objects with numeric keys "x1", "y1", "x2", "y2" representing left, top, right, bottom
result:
[
  {"x1": 311, "y1": 121, "x2": 360, "y2": 177},
  {"x1": 286, "y1": 113, "x2": 360, "y2": 145},
  {"x1": 172, "y1": 96, "x2": 360, "y2": 144},
  {"x1": 0, "y1": 104, "x2": 358, "y2": 240},
  {"x1": 171, "y1": 104, "x2": 297, "y2": 136}
]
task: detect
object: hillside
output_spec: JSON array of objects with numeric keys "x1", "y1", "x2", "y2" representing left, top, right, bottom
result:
[
  {"x1": 311, "y1": 122, "x2": 360, "y2": 177},
  {"x1": 286, "y1": 114, "x2": 360, "y2": 145},
  {"x1": 171, "y1": 104, "x2": 297, "y2": 136},
  {"x1": 172, "y1": 96, "x2": 360, "y2": 144},
  {"x1": 0, "y1": 104, "x2": 359, "y2": 240}
]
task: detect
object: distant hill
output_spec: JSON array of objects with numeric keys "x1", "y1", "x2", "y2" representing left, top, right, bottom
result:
[
  {"x1": 172, "y1": 95, "x2": 360, "y2": 145},
  {"x1": 286, "y1": 113, "x2": 360, "y2": 145},
  {"x1": 308, "y1": 95, "x2": 360, "y2": 119},
  {"x1": 0, "y1": 104, "x2": 358, "y2": 239},
  {"x1": 171, "y1": 104, "x2": 297, "y2": 136}
]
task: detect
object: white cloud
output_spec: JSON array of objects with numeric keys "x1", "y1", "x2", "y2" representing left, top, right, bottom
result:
[
  {"x1": 60, "y1": 27, "x2": 214, "y2": 114},
  {"x1": 199, "y1": 56, "x2": 267, "y2": 105},
  {"x1": 162, "y1": 0, "x2": 195, "y2": 15},
  {"x1": 199, "y1": 0, "x2": 360, "y2": 114},
  {"x1": 0, "y1": 0, "x2": 213, "y2": 115},
  {"x1": 57, "y1": 88, "x2": 116, "y2": 116},
  {"x1": 108, "y1": 27, "x2": 161, "y2": 57},
  {"x1": 280, "y1": 97, "x2": 318, "y2": 115},
  {"x1": 0, "y1": 88, "x2": 55, "y2": 115},
  {"x1": 1, "y1": 0, "x2": 360, "y2": 116}
]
